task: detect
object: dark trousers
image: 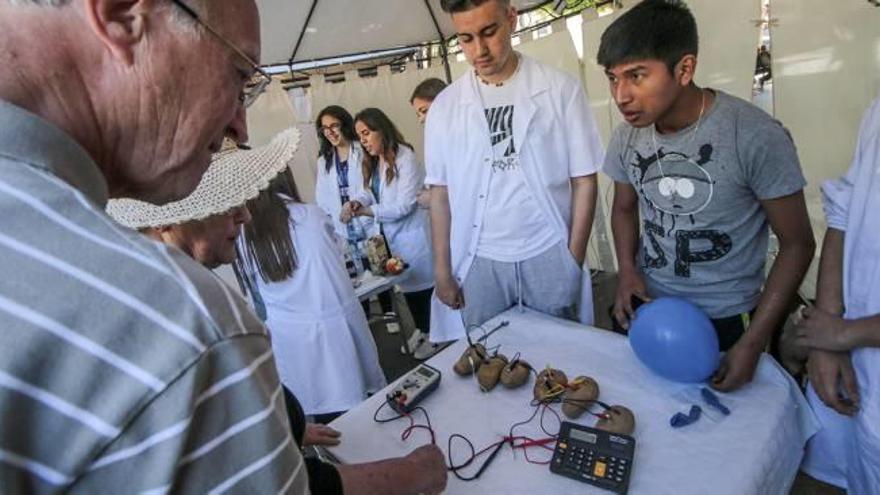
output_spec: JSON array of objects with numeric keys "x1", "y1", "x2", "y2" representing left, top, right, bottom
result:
[
  {"x1": 361, "y1": 290, "x2": 394, "y2": 317},
  {"x1": 403, "y1": 288, "x2": 433, "y2": 332}
]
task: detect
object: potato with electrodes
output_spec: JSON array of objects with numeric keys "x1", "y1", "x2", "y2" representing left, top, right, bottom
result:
[
  {"x1": 453, "y1": 343, "x2": 488, "y2": 376},
  {"x1": 595, "y1": 405, "x2": 636, "y2": 436},
  {"x1": 477, "y1": 354, "x2": 508, "y2": 391},
  {"x1": 533, "y1": 368, "x2": 568, "y2": 401},
  {"x1": 561, "y1": 376, "x2": 600, "y2": 419},
  {"x1": 499, "y1": 358, "x2": 532, "y2": 389}
]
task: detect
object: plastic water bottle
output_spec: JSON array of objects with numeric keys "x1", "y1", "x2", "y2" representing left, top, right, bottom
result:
[{"x1": 344, "y1": 249, "x2": 357, "y2": 280}]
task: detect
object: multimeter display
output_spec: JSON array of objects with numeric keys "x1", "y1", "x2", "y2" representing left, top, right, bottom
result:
[
  {"x1": 416, "y1": 367, "x2": 436, "y2": 378},
  {"x1": 550, "y1": 422, "x2": 636, "y2": 494},
  {"x1": 386, "y1": 364, "x2": 441, "y2": 414}
]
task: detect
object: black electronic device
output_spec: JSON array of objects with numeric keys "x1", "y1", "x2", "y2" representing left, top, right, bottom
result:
[
  {"x1": 386, "y1": 363, "x2": 441, "y2": 414},
  {"x1": 550, "y1": 422, "x2": 636, "y2": 494}
]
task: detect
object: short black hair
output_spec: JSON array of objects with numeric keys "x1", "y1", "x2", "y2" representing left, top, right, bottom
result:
[
  {"x1": 597, "y1": 0, "x2": 698, "y2": 73},
  {"x1": 410, "y1": 78, "x2": 448, "y2": 104},
  {"x1": 440, "y1": 0, "x2": 509, "y2": 14}
]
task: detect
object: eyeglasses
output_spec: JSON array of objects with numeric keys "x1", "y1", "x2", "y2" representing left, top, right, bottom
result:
[
  {"x1": 170, "y1": 0, "x2": 271, "y2": 108},
  {"x1": 320, "y1": 123, "x2": 343, "y2": 134}
]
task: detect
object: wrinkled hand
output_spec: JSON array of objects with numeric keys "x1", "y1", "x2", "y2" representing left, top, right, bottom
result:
[
  {"x1": 416, "y1": 188, "x2": 431, "y2": 209},
  {"x1": 613, "y1": 267, "x2": 651, "y2": 330},
  {"x1": 404, "y1": 445, "x2": 448, "y2": 495},
  {"x1": 807, "y1": 349, "x2": 859, "y2": 416},
  {"x1": 436, "y1": 274, "x2": 465, "y2": 310},
  {"x1": 793, "y1": 306, "x2": 854, "y2": 352},
  {"x1": 303, "y1": 423, "x2": 341, "y2": 447},
  {"x1": 711, "y1": 338, "x2": 762, "y2": 392}
]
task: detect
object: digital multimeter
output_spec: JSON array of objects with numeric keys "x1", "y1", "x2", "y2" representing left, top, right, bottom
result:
[
  {"x1": 386, "y1": 363, "x2": 441, "y2": 414},
  {"x1": 550, "y1": 422, "x2": 636, "y2": 494}
]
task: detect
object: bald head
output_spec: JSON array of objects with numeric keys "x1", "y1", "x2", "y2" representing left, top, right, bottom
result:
[{"x1": 0, "y1": 0, "x2": 261, "y2": 204}]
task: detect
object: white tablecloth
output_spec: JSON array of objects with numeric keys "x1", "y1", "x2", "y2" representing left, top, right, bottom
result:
[
  {"x1": 327, "y1": 308, "x2": 818, "y2": 494},
  {"x1": 353, "y1": 271, "x2": 396, "y2": 302}
]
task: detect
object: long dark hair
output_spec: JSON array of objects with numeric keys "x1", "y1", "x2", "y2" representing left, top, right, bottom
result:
[
  {"x1": 354, "y1": 108, "x2": 413, "y2": 189},
  {"x1": 316, "y1": 105, "x2": 357, "y2": 172},
  {"x1": 236, "y1": 169, "x2": 302, "y2": 284}
]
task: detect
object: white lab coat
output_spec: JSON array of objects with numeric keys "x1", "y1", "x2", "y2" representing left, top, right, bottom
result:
[
  {"x1": 251, "y1": 202, "x2": 386, "y2": 415},
  {"x1": 354, "y1": 145, "x2": 434, "y2": 293},
  {"x1": 424, "y1": 53, "x2": 604, "y2": 342},
  {"x1": 802, "y1": 97, "x2": 880, "y2": 494},
  {"x1": 315, "y1": 142, "x2": 380, "y2": 241}
]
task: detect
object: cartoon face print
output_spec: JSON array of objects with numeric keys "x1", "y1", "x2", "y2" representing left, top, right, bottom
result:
[{"x1": 639, "y1": 150, "x2": 714, "y2": 216}]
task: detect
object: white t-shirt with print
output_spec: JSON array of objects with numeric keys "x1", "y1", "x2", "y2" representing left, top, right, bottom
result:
[{"x1": 475, "y1": 64, "x2": 560, "y2": 262}]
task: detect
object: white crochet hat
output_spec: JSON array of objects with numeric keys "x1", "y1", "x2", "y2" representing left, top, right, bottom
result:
[{"x1": 107, "y1": 128, "x2": 300, "y2": 229}]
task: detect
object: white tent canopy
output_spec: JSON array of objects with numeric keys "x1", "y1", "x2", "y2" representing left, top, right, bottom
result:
[{"x1": 256, "y1": 0, "x2": 547, "y2": 66}]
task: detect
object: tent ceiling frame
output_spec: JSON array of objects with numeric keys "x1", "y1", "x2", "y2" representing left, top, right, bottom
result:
[
  {"x1": 282, "y1": 1, "x2": 559, "y2": 68},
  {"x1": 423, "y1": 0, "x2": 453, "y2": 83},
  {"x1": 275, "y1": 1, "x2": 615, "y2": 76},
  {"x1": 288, "y1": 0, "x2": 320, "y2": 66}
]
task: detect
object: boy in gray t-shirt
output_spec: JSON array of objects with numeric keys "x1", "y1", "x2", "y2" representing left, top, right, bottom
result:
[{"x1": 597, "y1": 0, "x2": 815, "y2": 392}]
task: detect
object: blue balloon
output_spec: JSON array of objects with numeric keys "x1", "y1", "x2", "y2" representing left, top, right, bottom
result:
[{"x1": 628, "y1": 297, "x2": 719, "y2": 383}]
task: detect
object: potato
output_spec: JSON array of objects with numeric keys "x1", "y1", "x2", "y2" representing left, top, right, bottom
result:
[
  {"x1": 595, "y1": 405, "x2": 636, "y2": 436},
  {"x1": 452, "y1": 344, "x2": 488, "y2": 376},
  {"x1": 561, "y1": 376, "x2": 600, "y2": 419},
  {"x1": 533, "y1": 368, "x2": 568, "y2": 401},
  {"x1": 499, "y1": 359, "x2": 531, "y2": 389},
  {"x1": 477, "y1": 354, "x2": 508, "y2": 392}
]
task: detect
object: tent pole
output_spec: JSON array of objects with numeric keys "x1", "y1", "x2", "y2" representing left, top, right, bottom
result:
[
  {"x1": 289, "y1": 0, "x2": 320, "y2": 65},
  {"x1": 423, "y1": 0, "x2": 452, "y2": 83}
]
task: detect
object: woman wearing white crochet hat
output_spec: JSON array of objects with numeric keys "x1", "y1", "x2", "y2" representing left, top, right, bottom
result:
[
  {"x1": 109, "y1": 129, "x2": 445, "y2": 495},
  {"x1": 107, "y1": 130, "x2": 301, "y2": 267}
]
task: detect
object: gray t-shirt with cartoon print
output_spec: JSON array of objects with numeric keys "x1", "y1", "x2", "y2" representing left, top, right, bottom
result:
[{"x1": 603, "y1": 90, "x2": 806, "y2": 318}]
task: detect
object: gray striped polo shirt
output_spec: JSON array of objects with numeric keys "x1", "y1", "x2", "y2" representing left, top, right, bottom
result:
[{"x1": 0, "y1": 100, "x2": 309, "y2": 494}]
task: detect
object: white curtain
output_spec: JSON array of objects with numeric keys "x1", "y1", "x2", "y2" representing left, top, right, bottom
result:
[
  {"x1": 246, "y1": 81, "x2": 320, "y2": 204},
  {"x1": 309, "y1": 63, "x2": 448, "y2": 164},
  {"x1": 517, "y1": 22, "x2": 583, "y2": 80},
  {"x1": 773, "y1": 0, "x2": 880, "y2": 298},
  {"x1": 582, "y1": 6, "x2": 631, "y2": 274}
]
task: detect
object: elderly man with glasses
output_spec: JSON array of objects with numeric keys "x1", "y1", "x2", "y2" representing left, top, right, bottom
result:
[{"x1": 0, "y1": 1, "x2": 445, "y2": 493}]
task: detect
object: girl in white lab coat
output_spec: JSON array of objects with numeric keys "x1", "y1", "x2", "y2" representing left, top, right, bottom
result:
[
  {"x1": 237, "y1": 169, "x2": 386, "y2": 422},
  {"x1": 343, "y1": 108, "x2": 434, "y2": 345},
  {"x1": 313, "y1": 105, "x2": 398, "y2": 328},
  {"x1": 314, "y1": 106, "x2": 375, "y2": 255}
]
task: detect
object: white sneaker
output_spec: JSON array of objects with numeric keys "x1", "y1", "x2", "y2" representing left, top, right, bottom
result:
[
  {"x1": 413, "y1": 340, "x2": 443, "y2": 360},
  {"x1": 384, "y1": 312, "x2": 400, "y2": 334},
  {"x1": 401, "y1": 329, "x2": 426, "y2": 355}
]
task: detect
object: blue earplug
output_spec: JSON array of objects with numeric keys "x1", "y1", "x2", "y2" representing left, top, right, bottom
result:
[
  {"x1": 670, "y1": 404, "x2": 702, "y2": 428},
  {"x1": 701, "y1": 388, "x2": 731, "y2": 415}
]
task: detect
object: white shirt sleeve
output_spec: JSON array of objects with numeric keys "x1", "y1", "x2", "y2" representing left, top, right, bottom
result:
[
  {"x1": 373, "y1": 148, "x2": 422, "y2": 222},
  {"x1": 314, "y1": 156, "x2": 335, "y2": 216},
  {"x1": 822, "y1": 98, "x2": 880, "y2": 232},
  {"x1": 424, "y1": 98, "x2": 448, "y2": 186},
  {"x1": 565, "y1": 79, "x2": 604, "y2": 178},
  {"x1": 352, "y1": 181, "x2": 375, "y2": 207}
]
